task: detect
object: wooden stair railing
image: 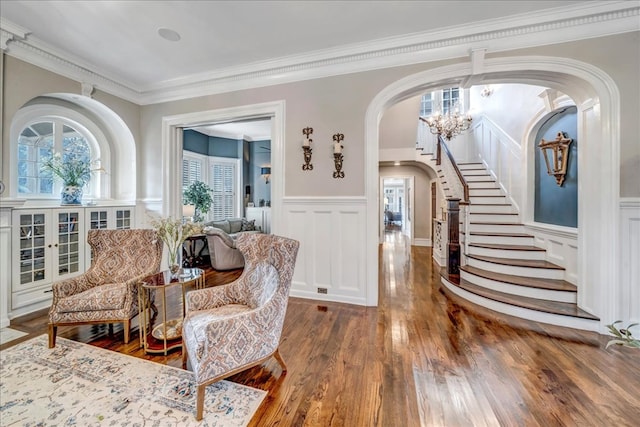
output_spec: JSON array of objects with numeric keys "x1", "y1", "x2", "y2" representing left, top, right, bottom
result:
[{"x1": 439, "y1": 134, "x2": 469, "y2": 204}]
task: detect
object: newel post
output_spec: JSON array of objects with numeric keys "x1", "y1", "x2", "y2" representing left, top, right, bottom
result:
[{"x1": 447, "y1": 198, "x2": 460, "y2": 277}]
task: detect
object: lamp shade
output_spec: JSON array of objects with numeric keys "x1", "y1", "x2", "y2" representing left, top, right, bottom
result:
[{"x1": 182, "y1": 204, "x2": 195, "y2": 218}]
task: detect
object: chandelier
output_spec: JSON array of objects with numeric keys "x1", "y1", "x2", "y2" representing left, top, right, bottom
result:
[{"x1": 424, "y1": 109, "x2": 472, "y2": 140}]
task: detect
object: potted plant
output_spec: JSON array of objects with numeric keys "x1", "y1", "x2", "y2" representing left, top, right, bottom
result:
[
  {"x1": 606, "y1": 321, "x2": 640, "y2": 349},
  {"x1": 183, "y1": 181, "x2": 213, "y2": 222},
  {"x1": 41, "y1": 151, "x2": 94, "y2": 205}
]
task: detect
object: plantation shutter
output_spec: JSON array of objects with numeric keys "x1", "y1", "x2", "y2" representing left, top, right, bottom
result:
[
  {"x1": 211, "y1": 161, "x2": 236, "y2": 221},
  {"x1": 182, "y1": 157, "x2": 202, "y2": 190}
]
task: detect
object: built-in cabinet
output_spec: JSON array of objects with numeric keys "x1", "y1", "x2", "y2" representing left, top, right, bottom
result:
[
  {"x1": 246, "y1": 207, "x2": 271, "y2": 234},
  {"x1": 9, "y1": 205, "x2": 135, "y2": 317}
]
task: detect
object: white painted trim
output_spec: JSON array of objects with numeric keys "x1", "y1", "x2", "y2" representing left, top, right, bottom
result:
[
  {"x1": 619, "y1": 198, "x2": 640, "y2": 325},
  {"x1": 413, "y1": 238, "x2": 432, "y2": 247},
  {"x1": 161, "y1": 101, "x2": 285, "y2": 235},
  {"x1": 365, "y1": 56, "x2": 620, "y2": 332},
  {"x1": 1, "y1": 3, "x2": 637, "y2": 105}
]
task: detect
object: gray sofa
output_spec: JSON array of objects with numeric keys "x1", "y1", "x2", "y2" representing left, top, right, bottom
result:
[{"x1": 203, "y1": 218, "x2": 261, "y2": 270}]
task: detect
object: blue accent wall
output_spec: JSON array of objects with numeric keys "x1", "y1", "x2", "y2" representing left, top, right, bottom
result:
[
  {"x1": 183, "y1": 129, "x2": 209, "y2": 155},
  {"x1": 534, "y1": 106, "x2": 578, "y2": 228},
  {"x1": 208, "y1": 136, "x2": 241, "y2": 158}
]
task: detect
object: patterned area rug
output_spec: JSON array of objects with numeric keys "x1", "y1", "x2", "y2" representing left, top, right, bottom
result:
[{"x1": 0, "y1": 335, "x2": 266, "y2": 426}]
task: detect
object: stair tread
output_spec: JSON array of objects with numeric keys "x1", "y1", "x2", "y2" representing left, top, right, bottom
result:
[
  {"x1": 469, "y1": 203, "x2": 511, "y2": 206},
  {"x1": 456, "y1": 279, "x2": 598, "y2": 320},
  {"x1": 468, "y1": 243, "x2": 546, "y2": 251},
  {"x1": 461, "y1": 265, "x2": 576, "y2": 291},
  {"x1": 467, "y1": 254, "x2": 564, "y2": 270},
  {"x1": 470, "y1": 195, "x2": 506, "y2": 197},
  {"x1": 470, "y1": 222, "x2": 524, "y2": 225},
  {"x1": 468, "y1": 231, "x2": 533, "y2": 238},
  {"x1": 470, "y1": 212, "x2": 517, "y2": 215}
]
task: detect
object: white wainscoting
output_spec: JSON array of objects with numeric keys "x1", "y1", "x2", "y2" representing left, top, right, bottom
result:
[
  {"x1": 471, "y1": 117, "x2": 524, "y2": 213},
  {"x1": 524, "y1": 222, "x2": 578, "y2": 285},
  {"x1": 280, "y1": 197, "x2": 368, "y2": 306},
  {"x1": 619, "y1": 199, "x2": 640, "y2": 325}
]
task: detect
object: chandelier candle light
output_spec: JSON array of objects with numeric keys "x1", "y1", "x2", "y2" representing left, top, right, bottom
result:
[{"x1": 424, "y1": 108, "x2": 472, "y2": 141}]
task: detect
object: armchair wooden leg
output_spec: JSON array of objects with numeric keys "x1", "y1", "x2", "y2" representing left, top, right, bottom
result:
[
  {"x1": 273, "y1": 348, "x2": 287, "y2": 373},
  {"x1": 182, "y1": 343, "x2": 188, "y2": 369},
  {"x1": 196, "y1": 384, "x2": 206, "y2": 421},
  {"x1": 48, "y1": 324, "x2": 57, "y2": 348},
  {"x1": 108, "y1": 323, "x2": 114, "y2": 336},
  {"x1": 123, "y1": 320, "x2": 130, "y2": 344}
]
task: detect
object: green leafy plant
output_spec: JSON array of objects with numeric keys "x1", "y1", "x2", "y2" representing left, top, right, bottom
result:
[
  {"x1": 605, "y1": 321, "x2": 640, "y2": 349},
  {"x1": 183, "y1": 181, "x2": 213, "y2": 222},
  {"x1": 41, "y1": 152, "x2": 93, "y2": 187}
]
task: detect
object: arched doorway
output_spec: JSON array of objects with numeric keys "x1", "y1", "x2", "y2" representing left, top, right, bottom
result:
[{"x1": 365, "y1": 57, "x2": 620, "y2": 332}]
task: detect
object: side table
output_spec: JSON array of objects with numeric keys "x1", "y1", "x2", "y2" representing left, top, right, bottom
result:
[{"x1": 138, "y1": 268, "x2": 205, "y2": 355}]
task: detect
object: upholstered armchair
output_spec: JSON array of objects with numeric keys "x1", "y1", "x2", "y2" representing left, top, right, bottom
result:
[
  {"x1": 204, "y1": 226, "x2": 245, "y2": 270},
  {"x1": 182, "y1": 233, "x2": 299, "y2": 421},
  {"x1": 48, "y1": 229, "x2": 163, "y2": 348}
]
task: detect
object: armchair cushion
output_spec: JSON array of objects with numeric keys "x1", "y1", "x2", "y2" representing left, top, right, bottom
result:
[{"x1": 56, "y1": 282, "x2": 126, "y2": 313}]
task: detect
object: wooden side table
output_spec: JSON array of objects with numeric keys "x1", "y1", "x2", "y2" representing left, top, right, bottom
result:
[{"x1": 138, "y1": 268, "x2": 205, "y2": 355}]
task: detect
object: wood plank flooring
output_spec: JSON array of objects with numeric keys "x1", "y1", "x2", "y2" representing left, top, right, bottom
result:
[{"x1": 3, "y1": 230, "x2": 640, "y2": 426}]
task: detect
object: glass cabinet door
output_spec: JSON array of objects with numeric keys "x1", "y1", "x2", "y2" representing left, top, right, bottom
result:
[
  {"x1": 17, "y1": 212, "x2": 50, "y2": 287},
  {"x1": 115, "y1": 208, "x2": 132, "y2": 229},
  {"x1": 54, "y1": 209, "x2": 83, "y2": 281}
]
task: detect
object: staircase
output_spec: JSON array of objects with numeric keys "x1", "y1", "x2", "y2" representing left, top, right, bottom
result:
[{"x1": 439, "y1": 162, "x2": 599, "y2": 331}]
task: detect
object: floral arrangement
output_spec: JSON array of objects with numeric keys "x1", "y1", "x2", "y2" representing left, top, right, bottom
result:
[
  {"x1": 606, "y1": 321, "x2": 640, "y2": 349},
  {"x1": 41, "y1": 152, "x2": 93, "y2": 187},
  {"x1": 150, "y1": 216, "x2": 202, "y2": 270}
]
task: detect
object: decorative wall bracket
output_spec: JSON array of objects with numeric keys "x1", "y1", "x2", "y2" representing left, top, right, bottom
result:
[
  {"x1": 539, "y1": 131, "x2": 572, "y2": 186},
  {"x1": 302, "y1": 127, "x2": 313, "y2": 170},
  {"x1": 332, "y1": 133, "x2": 345, "y2": 178}
]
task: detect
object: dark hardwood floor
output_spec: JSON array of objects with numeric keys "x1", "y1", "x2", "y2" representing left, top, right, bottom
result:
[{"x1": 3, "y1": 230, "x2": 639, "y2": 426}]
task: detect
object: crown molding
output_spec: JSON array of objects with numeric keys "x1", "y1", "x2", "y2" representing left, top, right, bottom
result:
[{"x1": 1, "y1": 2, "x2": 638, "y2": 106}]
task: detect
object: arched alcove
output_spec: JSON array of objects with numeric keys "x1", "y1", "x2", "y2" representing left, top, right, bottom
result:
[
  {"x1": 365, "y1": 57, "x2": 620, "y2": 332},
  {"x1": 10, "y1": 93, "x2": 136, "y2": 202}
]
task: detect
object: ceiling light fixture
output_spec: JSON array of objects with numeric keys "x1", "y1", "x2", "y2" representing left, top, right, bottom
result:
[{"x1": 158, "y1": 28, "x2": 181, "y2": 42}]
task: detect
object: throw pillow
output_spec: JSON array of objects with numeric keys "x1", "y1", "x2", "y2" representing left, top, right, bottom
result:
[{"x1": 241, "y1": 218, "x2": 256, "y2": 231}]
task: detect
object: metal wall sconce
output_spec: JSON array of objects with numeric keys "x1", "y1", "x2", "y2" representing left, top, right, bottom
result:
[
  {"x1": 332, "y1": 133, "x2": 345, "y2": 179},
  {"x1": 261, "y1": 167, "x2": 271, "y2": 184},
  {"x1": 302, "y1": 127, "x2": 313, "y2": 170},
  {"x1": 539, "y1": 131, "x2": 572, "y2": 186}
]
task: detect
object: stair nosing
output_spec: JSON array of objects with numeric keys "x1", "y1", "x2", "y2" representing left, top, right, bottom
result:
[
  {"x1": 466, "y1": 253, "x2": 564, "y2": 270},
  {"x1": 468, "y1": 231, "x2": 533, "y2": 237},
  {"x1": 468, "y1": 243, "x2": 546, "y2": 252},
  {"x1": 460, "y1": 265, "x2": 576, "y2": 292},
  {"x1": 457, "y1": 278, "x2": 598, "y2": 320}
]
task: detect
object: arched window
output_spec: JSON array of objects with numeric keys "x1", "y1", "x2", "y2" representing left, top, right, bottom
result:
[{"x1": 17, "y1": 118, "x2": 100, "y2": 198}]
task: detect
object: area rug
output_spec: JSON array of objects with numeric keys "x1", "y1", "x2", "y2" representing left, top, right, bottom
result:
[
  {"x1": 0, "y1": 327, "x2": 28, "y2": 346},
  {"x1": 0, "y1": 335, "x2": 266, "y2": 426}
]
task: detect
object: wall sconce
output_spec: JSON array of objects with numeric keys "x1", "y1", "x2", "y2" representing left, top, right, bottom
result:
[
  {"x1": 261, "y1": 167, "x2": 271, "y2": 184},
  {"x1": 302, "y1": 127, "x2": 313, "y2": 170},
  {"x1": 332, "y1": 133, "x2": 345, "y2": 178},
  {"x1": 538, "y1": 131, "x2": 572, "y2": 186}
]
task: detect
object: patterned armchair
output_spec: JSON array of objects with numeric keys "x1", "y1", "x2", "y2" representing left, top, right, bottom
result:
[
  {"x1": 182, "y1": 233, "x2": 299, "y2": 421},
  {"x1": 48, "y1": 229, "x2": 163, "y2": 348}
]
